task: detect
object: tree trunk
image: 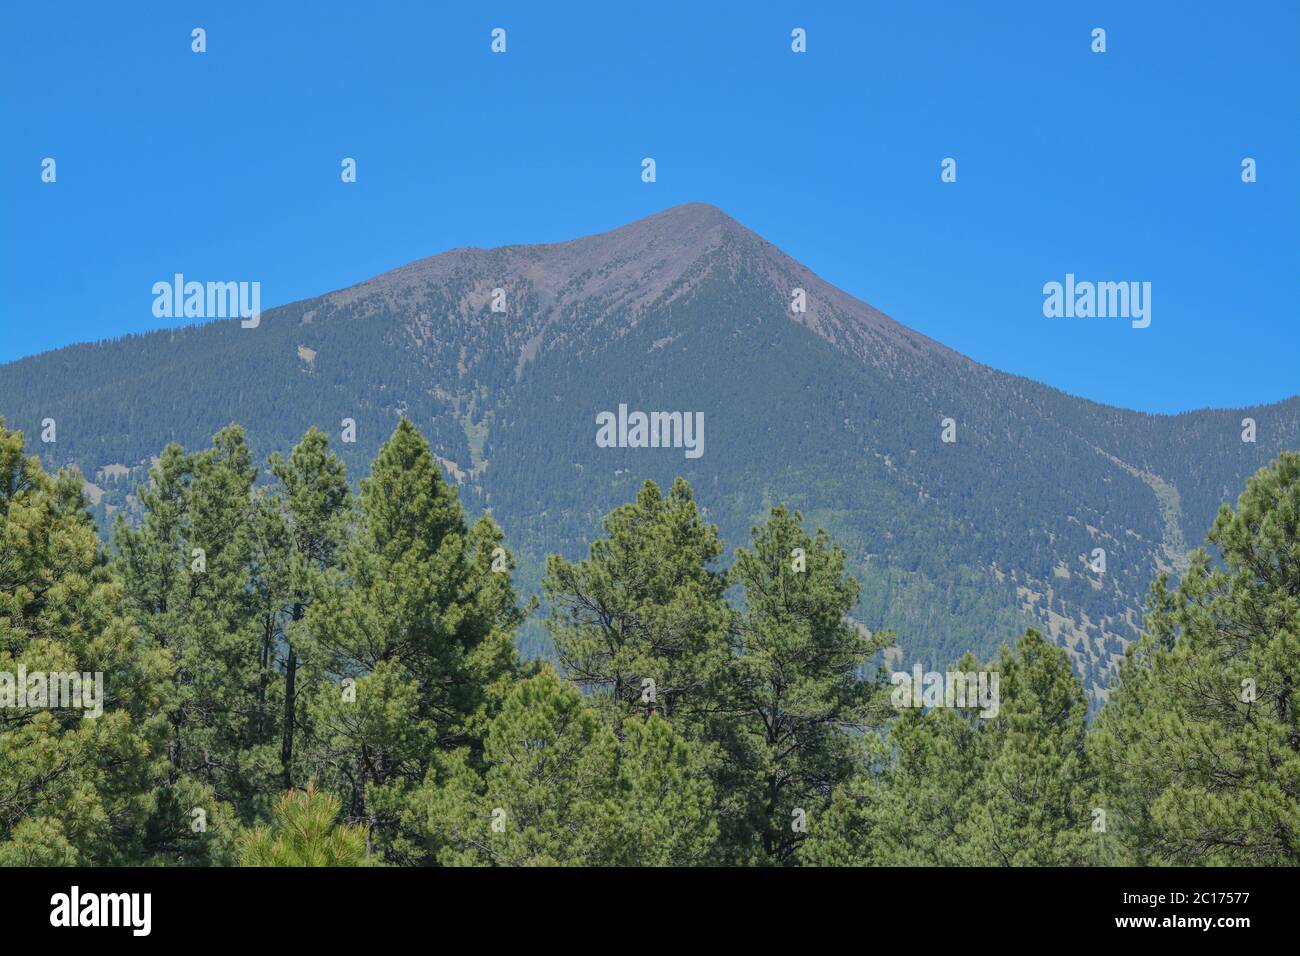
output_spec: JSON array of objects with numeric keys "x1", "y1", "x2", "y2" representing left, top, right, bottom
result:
[{"x1": 281, "y1": 602, "x2": 303, "y2": 789}]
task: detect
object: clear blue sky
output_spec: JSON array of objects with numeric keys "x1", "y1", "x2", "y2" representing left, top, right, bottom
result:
[{"x1": 3, "y1": 1, "x2": 1296, "y2": 413}]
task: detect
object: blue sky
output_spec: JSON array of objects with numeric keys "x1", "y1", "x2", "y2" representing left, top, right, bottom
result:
[{"x1": 2, "y1": 1, "x2": 1296, "y2": 413}]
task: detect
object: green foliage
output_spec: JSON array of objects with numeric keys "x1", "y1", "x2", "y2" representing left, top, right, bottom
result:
[
  {"x1": 959, "y1": 632, "x2": 1096, "y2": 866},
  {"x1": 301, "y1": 419, "x2": 526, "y2": 862},
  {"x1": 1092, "y1": 452, "x2": 1300, "y2": 865},
  {"x1": 1, "y1": 404, "x2": 1295, "y2": 868},
  {"x1": 239, "y1": 782, "x2": 372, "y2": 867},
  {"x1": 413, "y1": 666, "x2": 717, "y2": 866},
  {"x1": 543, "y1": 478, "x2": 731, "y2": 732},
  {"x1": 0, "y1": 419, "x2": 171, "y2": 865},
  {"x1": 725, "y1": 506, "x2": 893, "y2": 864},
  {"x1": 114, "y1": 426, "x2": 280, "y2": 851},
  {"x1": 264, "y1": 427, "x2": 350, "y2": 789},
  {"x1": 808, "y1": 632, "x2": 1097, "y2": 866}
]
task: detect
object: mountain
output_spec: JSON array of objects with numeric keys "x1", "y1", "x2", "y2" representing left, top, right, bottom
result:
[{"x1": 2, "y1": 203, "x2": 1296, "y2": 704}]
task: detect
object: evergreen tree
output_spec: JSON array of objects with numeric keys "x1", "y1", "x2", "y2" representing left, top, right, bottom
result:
[
  {"x1": 867, "y1": 683, "x2": 984, "y2": 865},
  {"x1": 415, "y1": 666, "x2": 716, "y2": 866},
  {"x1": 185, "y1": 425, "x2": 278, "y2": 816},
  {"x1": 239, "y1": 782, "x2": 372, "y2": 866},
  {"x1": 960, "y1": 631, "x2": 1095, "y2": 866},
  {"x1": 1092, "y1": 452, "x2": 1300, "y2": 865},
  {"x1": 6, "y1": 407, "x2": 1291, "y2": 869},
  {"x1": 799, "y1": 772, "x2": 882, "y2": 867},
  {"x1": 113, "y1": 426, "x2": 268, "y2": 861},
  {"x1": 0, "y1": 420, "x2": 170, "y2": 865},
  {"x1": 303, "y1": 419, "x2": 524, "y2": 862},
  {"x1": 869, "y1": 633, "x2": 1094, "y2": 866},
  {"x1": 543, "y1": 477, "x2": 731, "y2": 733},
  {"x1": 727, "y1": 506, "x2": 893, "y2": 864},
  {"x1": 264, "y1": 428, "x2": 350, "y2": 789},
  {"x1": 606, "y1": 711, "x2": 719, "y2": 864}
]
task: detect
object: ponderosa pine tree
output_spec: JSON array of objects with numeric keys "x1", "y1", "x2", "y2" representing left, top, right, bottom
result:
[
  {"x1": 239, "y1": 782, "x2": 373, "y2": 867},
  {"x1": 247, "y1": 495, "x2": 293, "y2": 787},
  {"x1": 859, "y1": 673, "x2": 983, "y2": 865},
  {"x1": 798, "y1": 772, "x2": 883, "y2": 866},
  {"x1": 959, "y1": 630, "x2": 1095, "y2": 865},
  {"x1": 1091, "y1": 452, "x2": 1300, "y2": 865},
  {"x1": 727, "y1": 506, "x2": 893, "y2": 864},
  {"x1": 113, "y1": 426, "x2": 269, "y2": 859},
  {"x1": 414, "y1": 666, "x2": 716, "y2": 866},
  {"x1": 303, "y1": 418, "x2": 524, "y2": 862},
  {"x1": 543, "y1": 478, "x2": 731, "y2": 735},
  {"x1": 608, "y1": 709, "x2": 719, "y2": 864},
  {"x1": 264, "y1": 428, "x2": 350, "y2": 789},
  {"x1": 0, "y1": 420, "x2": 171, "y2": 865},
  {"x1": 866, "y1": 632, "x2": 1095, "y2": 866}
]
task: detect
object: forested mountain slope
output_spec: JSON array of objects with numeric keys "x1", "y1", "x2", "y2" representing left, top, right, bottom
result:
[{"x1": 2, "y1": 203, "x2": 1295, "y2": 703}]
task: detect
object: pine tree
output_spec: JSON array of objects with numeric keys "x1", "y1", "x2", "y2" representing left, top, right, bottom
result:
[
  {"x1": 264, "y1": 428, "x2": 349, "y2": 789},
  {"x1": 239, "y1": 782, "x2": 372, "y2": 866},
  {"x1": 868, "y1": 633, "x2": 1095, "y2": 866},
  {"x1": 1092, "y1": 452, "x2": 1300, "y2": 865},
  {"x1": 799, "y1": 772, "x2": 882, "y2": 866},
  {"x1": 866, "y1": 683, "x2": 984, "y2": 865},
  {"x1": 0, "y1": 420, "x2": 170, "y2": 865},
  {"x1": 415, "y1": 666, "x2": 716, "y2": 865},
  {"x1": 303, "y1": 418, "x2": 524, "y2": 862},
  {"x1": 727, "y1": 505, "x2": 893, "y2": 864},
  {"x1": 543, "y1": 477, "x2": 731, "y2": 734},
  {"x1": 608, "y1": 710, "x2": 719, "y2": 865},
  {"x1": 960, "y1": 631, "x2": 1095, "y2": 866},
  {"x1": 185, "y1": 425, "x2": 277, "y2": 815},
  {"x1": 113, "y1": 426, "x2": 269, "y2": 860}
]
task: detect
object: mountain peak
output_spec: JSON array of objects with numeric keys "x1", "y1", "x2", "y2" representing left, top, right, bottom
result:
[
  {"x1": 327, "y1": 203, "x2": 751, "y2": 321},
  {"x1": 322, "y1": 201, "x2": 967, "y2": 374},
  {"x1": 632, "y1": 201, "x2": 741, "y2": 229},
  {"x1": 561, "y1": 201, "x2": 746, "y2": 259}
]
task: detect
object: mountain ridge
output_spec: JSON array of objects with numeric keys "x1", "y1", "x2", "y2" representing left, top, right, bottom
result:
[
  {"x1": 318, "y1": 202, "x2": 977, "y2": 376},
  {"x1": 24, "y1": 202, "x2": 1281, "y2": 415}
]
